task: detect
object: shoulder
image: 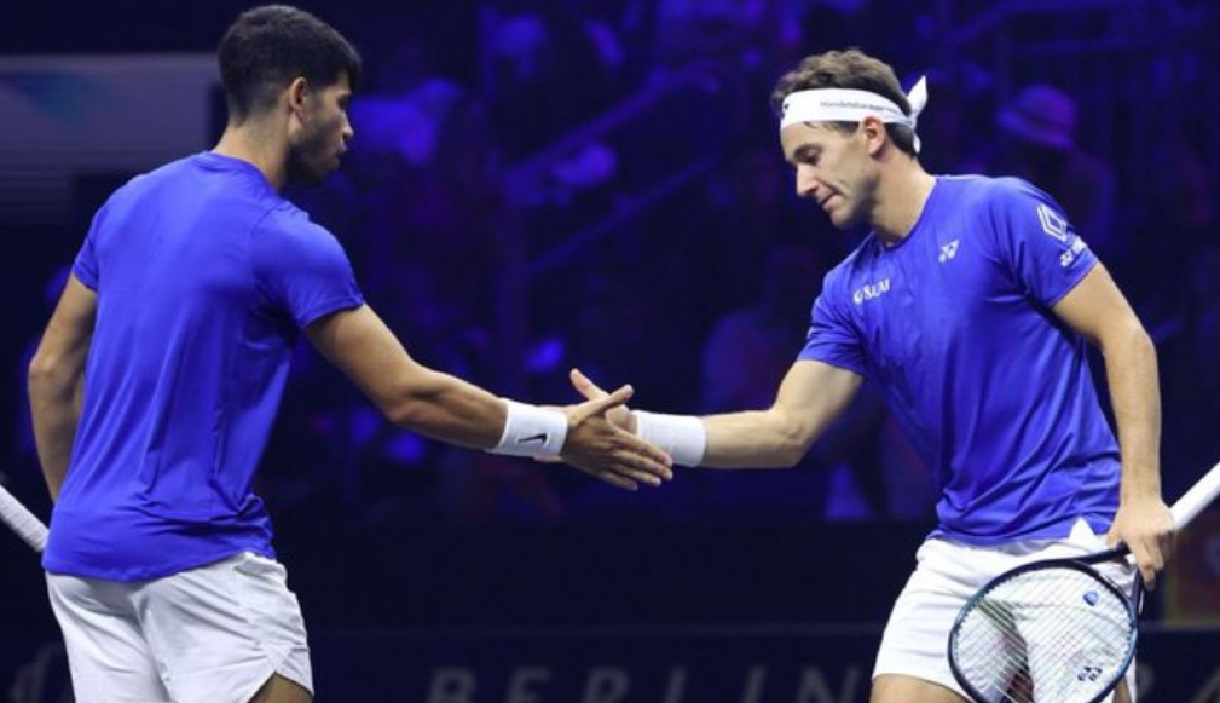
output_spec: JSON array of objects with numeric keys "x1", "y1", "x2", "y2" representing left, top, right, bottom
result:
[
  {"x1": 959, "y1": 174, "x2": 1057, "y2": 213},
  {"x1": 98, "y1": 158, "x2": 193, "y2": 210},
  {"x1": 940, "y1": 175, "x2": 1066, "y2": 237},
  {"x1": 252, "y1": 202, "x2": 349, "y2": 267},
  {"x1": 82, "y1": 158, "x2": 199, "y2": 234},
  {"x1": 257, "y1": 199, "x2": 331, "y2": 240},
  {"x1": 934, "y1": 174, "x2": 1041, "y2": 209}
]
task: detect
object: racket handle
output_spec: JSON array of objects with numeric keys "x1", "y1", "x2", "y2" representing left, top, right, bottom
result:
[
  {"x1": 0, "y1": 483, "x2": 48, "y2": 552},
  {"x1": 1171, "y1": 460, "x2": 1220, "y2": 529}
]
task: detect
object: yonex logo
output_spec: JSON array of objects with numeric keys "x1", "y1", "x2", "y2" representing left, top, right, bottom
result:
[
  {"x1": 1060, "y1": 237, "x2": 1088, "y2": 267},
  {"x1": 938, "y1": 239, "x2": 959, "y2": 263},
  {"x1": 1077, "y1": 665, "x2": 1104, "y2": 682}
]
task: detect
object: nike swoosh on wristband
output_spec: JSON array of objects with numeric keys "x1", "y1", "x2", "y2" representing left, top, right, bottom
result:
[{"x1": 518, "y1": 433, "x2": 549, "y2": 445}]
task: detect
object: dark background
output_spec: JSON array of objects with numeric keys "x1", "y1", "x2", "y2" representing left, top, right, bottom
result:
[{"x1": 1, "y1": 1, "x2": 1218, "y2": 700}]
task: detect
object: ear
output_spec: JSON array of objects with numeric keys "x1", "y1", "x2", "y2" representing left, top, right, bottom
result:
[
  {"x1": 285, "y1": 77, "x2": 310, "y2": 113},
  {"x1": 860, "y1": 115, "x2": 887, "y2": 157}
]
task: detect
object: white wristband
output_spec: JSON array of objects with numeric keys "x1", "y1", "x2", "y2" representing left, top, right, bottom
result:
[
  {"x1": 488, "y1": 400, "x2": 568, "y2": 458},
  {"x1": 634, "y1": 411, "x2": 706, "y2": 467}
]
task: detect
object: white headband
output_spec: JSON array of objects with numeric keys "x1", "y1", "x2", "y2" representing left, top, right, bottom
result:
[{"x1": 780, "y1": 76, "x2": 928, "y2": 153}]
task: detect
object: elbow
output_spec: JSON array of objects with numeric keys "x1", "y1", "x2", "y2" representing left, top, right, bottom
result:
[
  {"x1": 383, "y1": 392, "x2": 429, "y2": 430},
  {"x1": 27, "y1": 352, "x2": 61, "y2": 392},
  {"x1": 380, "y1": 374, "x2": 451, "y2": 431},
  {"x1": 773, "y1": 415, "x2": 816, "y2": 468},
  {"x1": 1136, "y1": 327, "x2": 1157, "y2": 363},
  {"x1": 1100, "y1": 319, "x2": 1156, "y2": 359},
  {"x1": 1135, "y1": 324, "x2": 1156, "y2": 354},
  {"x1": 28, "y1": 352, "x2": 81, "y2": 405}
]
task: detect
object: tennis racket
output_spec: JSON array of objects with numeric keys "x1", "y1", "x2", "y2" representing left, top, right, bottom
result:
[
  {"x1": 0, "y1": 482, "x2": 48, "y2": 552},
  {"x1": 948, "y1": 460, "x2": 1220, "y2": 703}
]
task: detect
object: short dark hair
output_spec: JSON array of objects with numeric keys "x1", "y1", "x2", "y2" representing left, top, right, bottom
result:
[
  {"x1": 218, "y1": 5, "x2": 362, "y2": 121},
  {"x1": 771, "y1": 49, "x2": 917, "y2": 157}
]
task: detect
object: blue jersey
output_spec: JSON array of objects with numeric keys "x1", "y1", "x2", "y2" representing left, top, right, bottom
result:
[
  {"x1": 800, "y1": 176, "x2": 1120, "y2": 544},
  {"x1": 43, "y1": 152, "x2": 364, "y2": 581}
]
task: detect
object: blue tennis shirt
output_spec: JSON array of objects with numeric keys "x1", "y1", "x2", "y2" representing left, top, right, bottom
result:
[
  {"x1": 43, "y1": 152, "x2": 364, "y2": 581},
  {"x1": 801, "y1": 175, "x2": 1120, "y2": 544}
]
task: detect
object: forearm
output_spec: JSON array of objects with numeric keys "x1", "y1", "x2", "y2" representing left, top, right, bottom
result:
[
  {"x1": 383, "y1": 368, "x2": 509, "y2": 450},
  {"x1": 638, "y1": 361, "x2": 859, "y2": 469},
  {"x1": 697, "y1": 409, "x2": 815, "y2": 469},
  {"x1": 1102, "y1": 324, "x2": 1162, "y2": 501},
  {"x1": 306, "y1": 306, "x2": 567, "y2": 455},
  {"x1": 29, "y1": 369, "x2": 84, "y2": 501}
]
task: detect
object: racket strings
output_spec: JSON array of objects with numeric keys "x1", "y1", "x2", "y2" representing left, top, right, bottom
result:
[{"x1": 953, "y1": 566, "x2": 1133, "y2": 703}]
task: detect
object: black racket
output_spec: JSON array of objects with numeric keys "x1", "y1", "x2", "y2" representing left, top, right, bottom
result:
[{"x1": 948, "y1": 461, "x2": 1220, "y2": 703}]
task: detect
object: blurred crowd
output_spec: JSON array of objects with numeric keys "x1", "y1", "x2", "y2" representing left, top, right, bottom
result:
[{"x1": 8, "y1": 0, "x2": 1219, "y2": 533}]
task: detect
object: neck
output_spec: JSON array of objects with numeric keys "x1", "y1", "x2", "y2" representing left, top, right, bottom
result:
[
  {"x1": 212, "y1": 118, "x2": 288, "y2": 190},
  {"x1": 870, "y1": 158, "x2": 936, "y2": 245}
]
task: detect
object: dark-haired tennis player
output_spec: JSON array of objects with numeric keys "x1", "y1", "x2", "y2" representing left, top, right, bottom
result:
[{"x1": 26, "y1": 6, "x2": 670, "y2": 703}]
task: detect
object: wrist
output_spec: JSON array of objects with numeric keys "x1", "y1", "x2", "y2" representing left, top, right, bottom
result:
[
  {"x1": 487, "y1": 400, "x2": 568, "y2": 457},
  {"x1": 633, "y1": 410, "x2": 706, "y2": 467},
  {"x1": 1120, "y1": 477, "x2": 1161, "y2": 502},
  {"x1": 1120, "y1": 491, "x2": 1164, "y2": 506},
  {"x1": 1120, "y1": 459, "x2": 1161, "y2": 495}
]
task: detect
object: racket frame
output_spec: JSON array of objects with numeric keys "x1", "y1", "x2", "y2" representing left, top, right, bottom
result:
[{"x1": 948, "y1": 548, "x2": 1141, "y2": 703}]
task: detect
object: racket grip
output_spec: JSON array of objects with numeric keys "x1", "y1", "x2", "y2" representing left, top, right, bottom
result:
[{"x1": 0, "y1": 484, "x2": 48, "y2": 552}]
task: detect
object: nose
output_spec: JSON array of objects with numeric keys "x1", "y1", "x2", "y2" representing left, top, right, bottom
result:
[{"x1": 795, "y1": 165, "x2": 821, "y2": 200}]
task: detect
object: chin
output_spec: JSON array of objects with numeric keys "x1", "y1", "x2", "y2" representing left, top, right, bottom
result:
[
  {"x1": 828, "y1": 211, "x2": 853, "y2": 230},
  {"x1": 289, "y1": 167, "x2": 330, "y2": 188}
]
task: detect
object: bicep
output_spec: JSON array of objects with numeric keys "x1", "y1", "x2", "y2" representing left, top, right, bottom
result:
[
  {"x1": 1051, "y1": 263, "x2": 1145, "y2": 347},
  {"x1": 304, "y1": 304, "x2": 436, "y2": 415},
  {"x1": 772, "y1": 359, "x2": 864, "y2": 441},
  {"x1": 31, "y1": 275, "x2": 97, "y2": 374}
]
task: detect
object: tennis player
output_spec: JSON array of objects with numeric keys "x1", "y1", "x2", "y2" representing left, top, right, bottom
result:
[
  {"x1": 566, "y1": 49, "x2": 1174, "y2": 702},
  {"x1": 25, "y1": 6, "x2": 671, "y2": 703}
]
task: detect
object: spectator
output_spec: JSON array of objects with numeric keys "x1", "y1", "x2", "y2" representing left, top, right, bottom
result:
[{"x1": 991, "y1": 84, "x2": 1120, "y2": 265}]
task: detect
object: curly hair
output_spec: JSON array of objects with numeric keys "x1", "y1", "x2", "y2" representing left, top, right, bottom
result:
[
  {"x1": 219, "y1": 5, "x2": 363, "y2": 121},
  {"x1": 771, "y1": 49, "x2": 917, "y2": 157}
]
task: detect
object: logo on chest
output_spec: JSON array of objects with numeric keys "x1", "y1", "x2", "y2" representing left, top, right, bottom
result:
[
  {"x1": 938, "y1": 239, "x2": 960, "y2": 263},
  {"x1": 852, "y1": 277, "x2": 891, "y2": 305}
]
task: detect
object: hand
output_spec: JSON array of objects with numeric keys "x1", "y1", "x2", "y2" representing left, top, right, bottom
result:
[
  {"x1": 559, "y1": 380, "x2": 672, "y2": 491},
  {"x1": 1106, "y1": 496, "x2": 1175, "y2": 589},
  {"x1": 569, "y1": 368, "x2": 633, "y2": 431}
]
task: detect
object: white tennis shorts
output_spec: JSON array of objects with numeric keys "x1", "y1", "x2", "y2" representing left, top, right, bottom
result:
[
  {"x1": 873, "y1": 519, "x2": 1138, "y2": 701},
  {"x1": 47, "y1": 552, "x2": 312, "y2": 703}
]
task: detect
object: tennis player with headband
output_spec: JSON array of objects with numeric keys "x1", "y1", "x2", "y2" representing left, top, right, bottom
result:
[
  {"x1": 567, "y1": 49, "x2": 1174, "y2": 702},
  {"x1": 25, "y1": 6, "x2": 671, "y2": 703}
]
